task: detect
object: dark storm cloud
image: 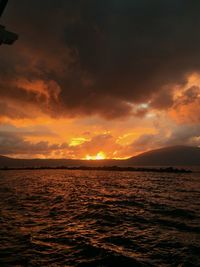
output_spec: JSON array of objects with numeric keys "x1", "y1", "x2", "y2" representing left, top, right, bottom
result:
[
  {"x1": 1, "y1": 0, "x2": 200, "y2": 118},
  {"x1": 150, "y1": 89, "x2": 174, "y2": 110}
]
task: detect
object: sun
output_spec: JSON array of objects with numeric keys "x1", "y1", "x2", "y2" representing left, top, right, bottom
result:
[
  {"x1": 85, "y1": 152, "x2": 106, "y2": 160},
  {"x1": 96, "y1": 152, "x2": 106, "y2": 160}
]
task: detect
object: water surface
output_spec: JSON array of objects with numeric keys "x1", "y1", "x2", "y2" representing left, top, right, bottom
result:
[{"x1": 0, "y1": 170, "x2": 200, "y2": 266}]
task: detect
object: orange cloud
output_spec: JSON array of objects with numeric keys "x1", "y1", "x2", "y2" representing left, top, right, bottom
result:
[
  {"x1": 16, "y1": 79, "x2": 61, "y2": 102},
  {"x1": 169, "y1": 85, "x2": 200, "y2": 124}
]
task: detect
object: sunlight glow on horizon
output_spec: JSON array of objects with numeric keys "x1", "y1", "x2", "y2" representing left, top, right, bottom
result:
[{"x1": 85, "y1": 151, "x2": 106, "y2": 160}]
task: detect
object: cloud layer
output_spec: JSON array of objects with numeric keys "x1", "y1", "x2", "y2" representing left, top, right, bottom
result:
[
  {"x1": 1, "y1": 1, "x2": 200, "y2": 158},
  {"x1": 1, "y1": 0, "x2": 200, "y2": 119}
]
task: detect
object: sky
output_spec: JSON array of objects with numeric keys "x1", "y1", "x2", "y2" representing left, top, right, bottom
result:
[{"x1": 0, "y1": 0, "x2": 200, "y2": 159}]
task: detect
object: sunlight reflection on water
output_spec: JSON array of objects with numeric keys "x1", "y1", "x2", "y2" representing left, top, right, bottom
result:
[{"x1": 0, "y1": 170, "x2": 200, "y2": 266}]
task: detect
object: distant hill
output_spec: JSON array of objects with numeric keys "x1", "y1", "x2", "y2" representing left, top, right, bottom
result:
[
  {"x1": 0, "y1": 146, "x2": 200, "y2": 168},
  {"x1": 0, "y1": 155, "x2": 10, "y2": 159},
  {"x1": 0, "y1": 156, "x2": 122, "y2": 168},
  {"x1": 125, "y1": 146, "x2": 200, "y2": 166}
]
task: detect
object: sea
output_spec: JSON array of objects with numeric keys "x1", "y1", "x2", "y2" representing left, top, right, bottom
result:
[{"x1": 0, "y1": 169, "x2": 200, "y2": 267}]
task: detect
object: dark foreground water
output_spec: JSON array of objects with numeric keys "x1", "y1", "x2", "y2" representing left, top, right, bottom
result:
[{"x1": 0, "y1": 170, "x2": 200, "y2": 267}]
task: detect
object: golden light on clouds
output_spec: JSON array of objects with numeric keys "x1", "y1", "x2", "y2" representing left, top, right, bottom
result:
[
  {"x1": 69, "y1": 138, "x2": 88, "y2": 147},
  {"x1": 1, "y1": 73, "x2": 200, "y2": 159},
  {"x1": 116, "y1": 128, "x2": 157, "y2": 146}
]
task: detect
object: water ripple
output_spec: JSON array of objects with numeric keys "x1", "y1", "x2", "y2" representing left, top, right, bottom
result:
[{"x1": 0, "y1": 170, "x2": 200, "y2": 266}]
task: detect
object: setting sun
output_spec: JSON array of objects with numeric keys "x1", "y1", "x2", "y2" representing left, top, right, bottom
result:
[{"x1": 85, "y1": 152, "x2": 106, "y2": 160}]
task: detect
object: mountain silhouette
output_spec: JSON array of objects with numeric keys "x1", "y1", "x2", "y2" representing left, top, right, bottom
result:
[
  {"x1": 0, "y1": 146, "x2": 199, "y2": 168},
  {"x1": 125, "y1": 146, "x2": 200, "y2": 166}
]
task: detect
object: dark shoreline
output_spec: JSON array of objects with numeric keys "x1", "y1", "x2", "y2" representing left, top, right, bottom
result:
[{"x1": 0, "y1": 166, "x2": 192, "y2": 173}]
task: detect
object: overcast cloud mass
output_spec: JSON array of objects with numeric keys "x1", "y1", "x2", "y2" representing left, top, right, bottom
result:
[{"x1": 0, "y1": 0, "x2": 200, "y2": 158}]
